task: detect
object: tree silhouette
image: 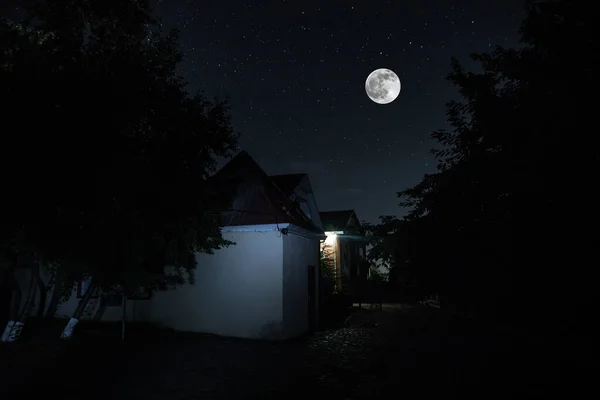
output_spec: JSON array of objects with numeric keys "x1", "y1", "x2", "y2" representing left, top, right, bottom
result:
[
  {"x1": 0, "y1": 0, "x2": 238, "y2": 340},
  {"x1": 385, "y1": 0, "x2": 594, "y2": 327}
]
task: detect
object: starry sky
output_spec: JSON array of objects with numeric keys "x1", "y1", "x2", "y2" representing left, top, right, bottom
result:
[
  {"x1": 3, "y1": 0, "x2": 526, "y2": 224},
  {"x1": 152, "y1": 0, "x2": 525, "y2": 224}
]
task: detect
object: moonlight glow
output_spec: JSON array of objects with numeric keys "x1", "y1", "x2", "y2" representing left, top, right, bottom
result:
[{"x1": 365, "y1": 68, "x2": 401, "y2": 104}]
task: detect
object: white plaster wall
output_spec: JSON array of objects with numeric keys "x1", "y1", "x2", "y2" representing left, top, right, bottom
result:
[
  {"x1": 135, "y1": 229, "x2": 284, "y2": 340},
  {"x1": 11, "y1": 227, "x2": 295, "y2": 340},
  {"x1": 282, "y1": 229, "x2": 319, "y2": 338}
]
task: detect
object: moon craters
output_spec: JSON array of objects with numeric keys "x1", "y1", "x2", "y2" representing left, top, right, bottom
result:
[{"x1": 365, "y1": 68, "x2": 401, "y2": 105}]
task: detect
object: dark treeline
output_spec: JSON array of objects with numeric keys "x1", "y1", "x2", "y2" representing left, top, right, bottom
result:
[
  {"x1": 365, "y1": 0, "x2": 596, "y2": 333},
  {"x1": 0, "y1": 0, "x2": 238, "y2": 341}
]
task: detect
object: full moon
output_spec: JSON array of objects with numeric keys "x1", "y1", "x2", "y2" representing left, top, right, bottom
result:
[{"x1": 365, "y1": 68, "x2": 401, "y2": 104}]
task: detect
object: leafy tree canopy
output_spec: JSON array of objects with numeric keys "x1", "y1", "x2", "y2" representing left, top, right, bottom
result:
[
  {"x1": 0, "y1": 0, "x2": 239, "y2": 294},
  {"x1": 368, "y1": 0, "x2": 594, "y2": 322}
]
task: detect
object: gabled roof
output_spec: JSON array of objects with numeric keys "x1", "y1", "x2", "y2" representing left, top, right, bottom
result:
[
  {"x1": 270, "y1": 173, "x2": 324, "y2": 231},
  {"x1": 210, "y1": 152, "x2": 322, "y2": 233},
  {"x1": 319, "y1": 210, "x2": 361, "y2": 232},
  {"x1": 270, "y1": 174, "x2": 306, "y2": 197},
  {"x1": 211, "y1": 150, "x2": 264, "y2": 182}
]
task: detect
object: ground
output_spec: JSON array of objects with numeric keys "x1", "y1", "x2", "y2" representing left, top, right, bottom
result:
[{"x1": 0, "y1": 305, "x2": 591, "y2": 399}]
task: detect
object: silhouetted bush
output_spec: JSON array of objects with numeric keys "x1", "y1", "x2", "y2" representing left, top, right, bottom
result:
[{"x1": 319, "y1": 291, "x2": 352, "y2": 329}]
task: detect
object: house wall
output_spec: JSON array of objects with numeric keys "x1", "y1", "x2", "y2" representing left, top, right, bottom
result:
[
  {"x1": 340, "y1": 238, "x2": 362, "y2": 279},
  {"x1": 282, "y1": 227, "x2": 320, "y2": 338},
  {"x1": 135, "y1": 228, "x2": 284, "y2": 340},
  {"x1": 319, "y1": 236, "x2": 342, "y2": 292},
  {"x1": 335, "y1": 236, "x2": 343, "y2": 290},
  {"x1": 11, "y1": 227, "x2": 286, "y2": 340},
  {"x1": 319, "y1": 237, "x2": 364, "y2": 292},
  {"x1": 11, "y1": 225, "x2": 327, "y2": 340}
]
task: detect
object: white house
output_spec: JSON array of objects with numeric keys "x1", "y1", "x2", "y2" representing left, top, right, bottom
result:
[{"x1": 8, "y1": 151, "x2": 325, "y2": 340}]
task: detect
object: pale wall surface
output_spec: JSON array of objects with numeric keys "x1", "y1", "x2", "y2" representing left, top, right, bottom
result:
[
  {"x1": 136, "y1": 229, "x2": 284, "y2": 339},
  {"x1": 282, "y1": 231, "x2": 319, "y2": 338},
  {"x1": 12, "y1": 226, "x2": 319, "y2": 340}
]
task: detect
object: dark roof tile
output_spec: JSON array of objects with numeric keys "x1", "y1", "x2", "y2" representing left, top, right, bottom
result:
[{"x1": 210, "y1": 152, "x2": 322, "y2": 233}]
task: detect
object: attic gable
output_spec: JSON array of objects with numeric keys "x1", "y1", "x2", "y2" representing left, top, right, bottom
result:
[
  {"x1": 210, "y1": 152, "x2": 322, "y2": 233},
  {"x1": 319, "y1": 210, "x2": 361, "y2": 233},
  {"x1": 211, "y1": 151, "x2": 267, "y2": 183},
  {"x1": 270, "y1": 174, "x2": 305, "y2": 199},
  {"x1": 270, "y1": 173, "x2": 323, "y2": 230}
]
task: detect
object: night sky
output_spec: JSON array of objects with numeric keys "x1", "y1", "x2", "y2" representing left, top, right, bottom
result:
[
  {"x1": 4, "y1": 0, "x2": 526, "y2": 224},
  {"x1": 153, "y1": 0, "x2": 525, "y2": 224}
]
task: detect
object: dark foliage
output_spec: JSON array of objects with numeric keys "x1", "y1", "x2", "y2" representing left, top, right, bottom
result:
[
  {"x1": 0, "y1": 0, "x2": 239, "y2": 294},
  {"x1": 369, "y1": 0, "x2": 596, "y2": 330}
]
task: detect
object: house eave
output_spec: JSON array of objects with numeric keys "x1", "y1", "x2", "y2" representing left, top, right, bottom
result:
[
  {"x1": 287, "y1": 224, "x2": 326, "y2": 239},
  {"x1": 221, "y1": 223, "x2": 290, "y2": 233}
]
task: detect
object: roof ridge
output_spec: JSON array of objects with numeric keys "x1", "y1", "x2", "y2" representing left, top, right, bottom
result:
[{"x1": 211, "y1": 151, "x2": 322, "y2": 233}]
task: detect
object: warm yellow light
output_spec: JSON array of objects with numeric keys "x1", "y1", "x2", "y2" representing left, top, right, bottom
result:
[{"x1": 324, "y1": 234, "x2": 337, "y2": 245}]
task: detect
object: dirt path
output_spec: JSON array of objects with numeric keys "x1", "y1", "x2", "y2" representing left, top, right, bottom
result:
[{"x1": 0, "y1": 306, "x2": 589, "y2": 398}]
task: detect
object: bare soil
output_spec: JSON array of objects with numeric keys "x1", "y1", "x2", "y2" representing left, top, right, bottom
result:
[{"x1": 0, "y1": 305, "x2": 591, "y2": 399}]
